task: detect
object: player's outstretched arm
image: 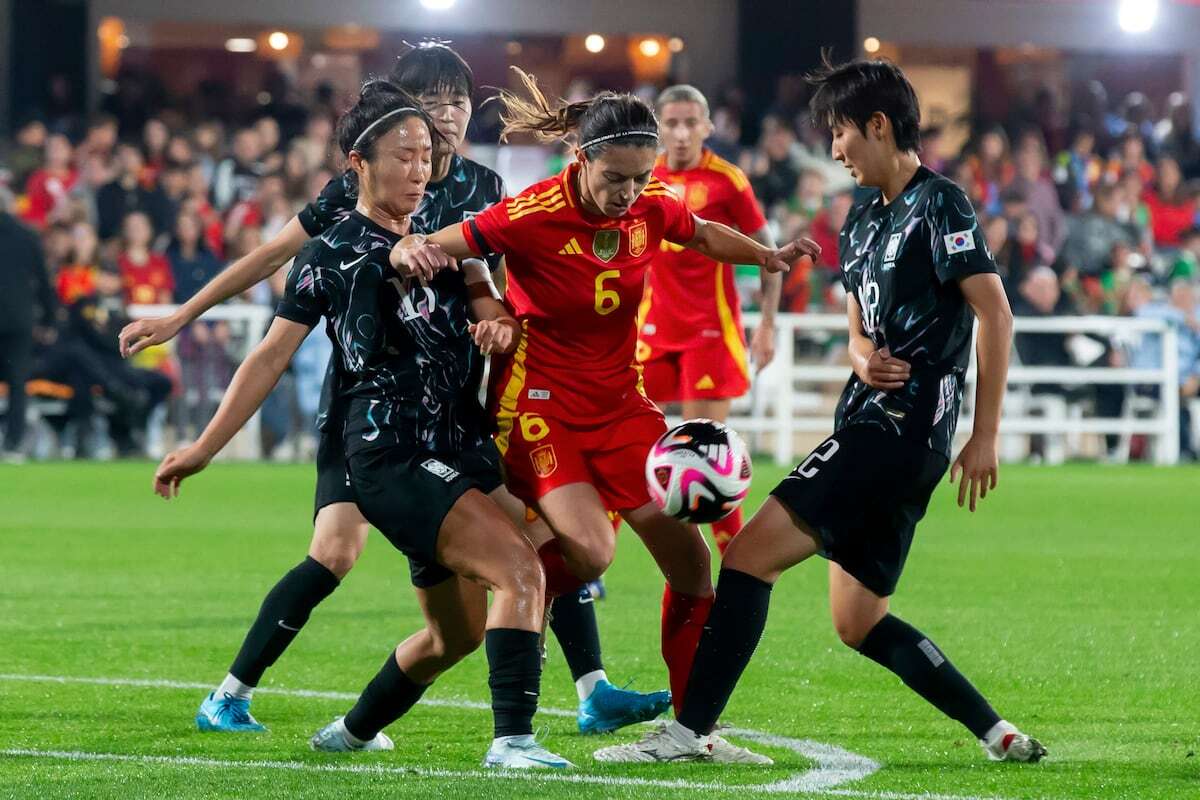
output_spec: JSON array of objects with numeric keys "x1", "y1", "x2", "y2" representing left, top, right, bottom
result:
[
  {"x1": 389, "y1": 224, "x2": 476, "y2": 279},
  {"x1": 950, "y1": 273, "x2": 1014, "y2": 512},
  {"x1": 119, "y1": 216, "x2": 310, "y2": 358},
  {"x1": 153, "y1": 317, "x2": 311, "y2": 499},
  {"x1": 683, "y1": 217, "x2": 820, "y2": 276},
  {"x1": 463, "y1": 259, "x2": 520, "y2": 355}
]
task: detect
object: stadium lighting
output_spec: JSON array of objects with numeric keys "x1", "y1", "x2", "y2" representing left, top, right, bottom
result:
[
  {"x1": 268, "y1": 31, "x2": 290, "y2": 51},
  {"x1": 225, "y1": 38, "x2": 257, "y2": 53},
  {"x1": 420, "y1": 0, "x2": 457, "y2": 9},
  {"x1": 639, "y1": 38, "x2": 661, "y2": 58},
  {"x1": 668, "y1": 37, "x2": 684, "y2": 53},
  {"x1": 1118, "y1": 0, "x2": 1158, "y2": 33},
  {"x1": 585, "y1": 34, "x2": 606, "y2": 53},
  {"x1": 863, "y1": 36, "x2": 881, "y2": 54}
]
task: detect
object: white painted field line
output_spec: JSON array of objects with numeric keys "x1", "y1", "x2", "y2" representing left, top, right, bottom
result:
[
  {"x1": 0, "y1": 673, "x2": 1012, "y2": 800},
  {"x1": 0, "y1": 749, "x2": 1009, "y2": 800}
]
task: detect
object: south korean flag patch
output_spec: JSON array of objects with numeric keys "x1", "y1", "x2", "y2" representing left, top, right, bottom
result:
[{"x1": 943, "y1": 229, "x2": 976, "y2": 255}]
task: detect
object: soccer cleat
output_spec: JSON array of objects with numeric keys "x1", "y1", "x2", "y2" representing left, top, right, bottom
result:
[
  {"x1": 195, "y1": 691, "x2": 266, "y2": 733},
  {"x1": 309, "y1": 717, "x2": 394, "y2": 752},
  {"x1": 483, "y1": 734, "x2": 573, "y2": 769},
  {"x1": 982, "y1": 731, "x2": 1047, "y2": 763},
  {"x1": 577, "y1": 679, "x2": 672, "y2": 735},
  {"x1": 592, "y1": 722, "x2": 711, "y2": 763},
  {"x1": 586, "y1": 578, "x2": 607, "y2": 601},
  {"x1": 708, "y1": 731, "x2": 774, "y2": 764}
]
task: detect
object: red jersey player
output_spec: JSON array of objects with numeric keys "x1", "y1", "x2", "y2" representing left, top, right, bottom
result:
[
  {"x1": 639, "y1": 85, "x2": 780, "y2": 553},
  {"x1": 391, "y1": 70, "x2": 820, "y2": 750}
]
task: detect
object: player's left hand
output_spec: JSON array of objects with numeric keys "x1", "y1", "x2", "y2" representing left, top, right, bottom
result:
[
  {"x1": 949, "y1": 434, "x2": 998, "y2": 513},
  {"x1": 153, "y1": 445, "x2": 212, "y2": 500},
  {"x1": 765, "y1": 237, "x2": 822, "y2": 274},
  {"x1": 469, "y1": 319, "x2": 518, "y2": 355},
  {"x1": 750, "y1": 323, "x2": 775, "y2": 372}
]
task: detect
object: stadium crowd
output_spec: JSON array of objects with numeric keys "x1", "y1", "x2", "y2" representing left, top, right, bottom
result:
[{"x1": 1, "y1": 70, "x2": 1198, "y2": 461}]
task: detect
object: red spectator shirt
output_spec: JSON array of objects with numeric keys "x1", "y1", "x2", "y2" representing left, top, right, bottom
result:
[
  {"x1": 22, "y1": 168, "x2": 78, "y2": 228},
  {"x1": 462, "y1": 162, "x2": 697, "y2": 425},
  {"x1": 1142, "y1": 189, "x2": 1197, "y2": 248},
  {"x1": 119, "y1": 251, "x2": 175, "y2": 305},
  {"x1": 640, "y1": 149, "x2": 767, "y2": 351},
  {"x1": 56, "y1": 264, "x2": 98, "y2": 305}
]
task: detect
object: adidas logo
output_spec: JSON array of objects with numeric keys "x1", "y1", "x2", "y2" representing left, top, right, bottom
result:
[{"x1": 558, "y1": 237, "x2": 583, "y2": 256}]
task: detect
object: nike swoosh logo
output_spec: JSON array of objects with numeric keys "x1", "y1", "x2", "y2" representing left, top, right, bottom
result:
[
  {"x1": 521, "y1": 756, "x2": 567, "y2": 767},
  {"x1": 339, "y1": 253, "x2": 368, "y2": 270},
  {"x1": 578, "y1": 596, "x2": 595, "y2": 605},
  {"x1": 277, "y1": 620, "x2": 301, "y2": 632}
]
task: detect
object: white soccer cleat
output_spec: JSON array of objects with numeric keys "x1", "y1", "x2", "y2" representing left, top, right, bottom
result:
[
  {"x1": 981, "y1": 721, "x2": 1047, "y2": 763},
  {"x1": 708, "y1": 732, "x2": 774, "y2": 764},
  {"x1": 309, "y1": 717, "x2": 394, "y2": 752},
  {"x1": 482, "y1": 733, "x2": 573, "y2": 769},
  {"x1": 592, "y1": 721, "x2": 711, "y2": 763}
]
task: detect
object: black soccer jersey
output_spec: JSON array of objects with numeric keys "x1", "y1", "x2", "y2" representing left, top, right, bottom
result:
[
  {"x1": 297, "y1": 154, "x2": 507, "y2": 435},
  {"x1": 834, "y1": 166, "x2": 997, "y2": 459},
  {"x1": 276, "y1": 211, "x2": 487, "y2": 455}
]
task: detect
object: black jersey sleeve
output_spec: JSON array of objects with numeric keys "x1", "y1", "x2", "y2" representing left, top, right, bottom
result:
[
  {"x1": 274, "y1": 240, "x2": 326, "y2": 327},
  {"x1": 298, "y1": 172, "x2": 356, "y2": 237},
  {"x1": 928, "y1": 182, "x2": 997, "y2": 285}
]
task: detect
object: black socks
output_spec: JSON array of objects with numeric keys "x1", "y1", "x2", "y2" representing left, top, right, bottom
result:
[
  {"x1": 485, "y1": 628, "x2": 543, "y2": 738},
  {"x1": 549, "y1": 587, "x2": 604, "y2": 681},
  {"x1": 343, "y1": 652, "x2": 429, "y2": 741}
]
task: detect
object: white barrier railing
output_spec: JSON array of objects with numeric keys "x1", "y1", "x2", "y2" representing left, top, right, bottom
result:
[
  {"x1": 130, "y1": 305, "x2": 1181, "y2": 465},
  {"x1": 729, "y1": 312, "x2": 1180, "y2": 465}
]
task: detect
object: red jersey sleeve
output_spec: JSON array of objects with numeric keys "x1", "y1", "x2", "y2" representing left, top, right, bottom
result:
[
  {"x1": 462, "y1": 199, "x2": 513, "y2": 257},
  {"x1": 658, "y1": 189, "x2": 697, "y2": 245},
  {"x1": 728, "y1": 178, "x2": 768, "y2": 234}
]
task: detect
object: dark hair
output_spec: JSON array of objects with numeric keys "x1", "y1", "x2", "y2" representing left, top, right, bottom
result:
[
  {"x1": 388, "y1": 41, "x2": 474, "y2": 99},
  {"x1": 807, "y1": 56, "x2": 921, "y2": 153},
  {"x1": 495, "y1": 67, "x2": 657, "y2": 156},
  {"x1": 335, "y1": 80, "x2": 440, "y2": 160}
]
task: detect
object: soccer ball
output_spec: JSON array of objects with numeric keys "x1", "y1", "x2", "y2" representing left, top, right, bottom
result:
[{"x1": 645, "y1": 419, "x2": 752, "y2": 524}]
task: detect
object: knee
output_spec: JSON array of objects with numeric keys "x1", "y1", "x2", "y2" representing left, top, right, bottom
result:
[
  {"x1": 832, "y1": 617, "x2": 875, "y2": 650},
  {"x1": 500, "y1": 544, "x2": 547, "y2": 600},
  {"x1": 309, "y1": 527, "x2": 367, "y2": 579},
  {"x1": 427, "y1": 624, "x2": 485, "y2": 666},
  {"x1": 571, "y1": 536, "x2": 614, "y2": 582}
]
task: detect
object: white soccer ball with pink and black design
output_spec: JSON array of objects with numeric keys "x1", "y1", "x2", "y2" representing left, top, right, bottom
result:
[{"x1": 645, "y1": 419, "x2": 752, "y2": 524}]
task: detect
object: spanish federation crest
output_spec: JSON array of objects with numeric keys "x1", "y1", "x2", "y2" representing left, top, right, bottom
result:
[
  {"x1": 530, "y1": 444, "x2": 558, "y2": 478},
  {"x1": 629, "y1": 220, "x2": 648, "y2": 258},
  {"x1": 593, "y1": 229, "x2": 620, "y2": 263}
]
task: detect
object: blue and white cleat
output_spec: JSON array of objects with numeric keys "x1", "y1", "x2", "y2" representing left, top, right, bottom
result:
[
  {"x1": 309, "y1": 717, "x2": 394, "y2": 752},
  {"x1": 483, "y1": 733, "x2": 573, "y2": 769},
  {"x1": 195, "y1": 691, "x2": 266, "y2": 733},
  {"x1": 577, "y1": 679, "x2": 672, "y2": 735}
]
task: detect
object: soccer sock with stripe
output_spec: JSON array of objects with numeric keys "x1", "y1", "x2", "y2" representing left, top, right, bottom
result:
[
  {"x1": 343, "y1": 651, "x2": 429, "y2": 742},
  {"x1": 710, "y1": 506, "x2": 744, "y2": 555},
  {"x1": 228, "y1": 556, "x2": 340, "y2": 689},
  {"x1": 548, "y1": 586, "x2": 606, "y2": 698},
  {"x1": 856, "y1": 614, "x2": 1002, "y2": 739},
  {"x1": 661, "y1": 584, "x2": 716, "y2": 716},
  {"x1": 486, "y1": 628, "x2": 543, "y2": 739},
  {"x1": 676, "y1": 568, "x2": 772, "y2": 734}
]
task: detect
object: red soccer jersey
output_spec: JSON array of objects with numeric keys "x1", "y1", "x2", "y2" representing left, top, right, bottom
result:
[
  {"x1": 640, "y1": 149, "x2": 766, "y2": 351},
  {"x1": 119, "y1": 252, "x2": 175, "y2": 305},
  {"x1": 463, "y1": 162, "x2": 697, "y2": 425}
]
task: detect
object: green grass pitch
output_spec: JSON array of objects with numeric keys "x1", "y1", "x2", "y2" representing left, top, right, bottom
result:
[{"x1": 1, "y1": 460, "x2": 1197, "y2": 799}]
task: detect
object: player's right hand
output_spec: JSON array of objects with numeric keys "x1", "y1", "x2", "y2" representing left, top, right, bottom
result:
[
  {"x1": 119, "y1": 315, "x2": 183, "y2": 358},
  {"x1": 390, "y1": 235, "x2": 458, "y2": 281},
  {"x1": 153, "y1": 445, "x2": 212, "y2": 499},
  {"x1": 858, "y1": 346, "x2": 911, "y2": 390}
]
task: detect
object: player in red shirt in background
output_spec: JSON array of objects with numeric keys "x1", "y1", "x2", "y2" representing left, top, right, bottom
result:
[
  {"x1": 391, "y1": 70, "x2": 819, "y2": 757},
  {"x1": 117, "y1": 211, "x2": 174, "y2": 306},
  {"x1": 639, "y1": 85, "x2": 780, "y2": 554},
  {"x1": 22, "y1": 133, "x2": 78, "y2": 229}
]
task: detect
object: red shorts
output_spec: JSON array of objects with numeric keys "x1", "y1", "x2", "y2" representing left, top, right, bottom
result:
[
  {"x1": 497, "y1": 401, "x2": 666, "y2": 513},
  {"x1": 638, "y1": 335, "x2": 750, "y2": 403}
]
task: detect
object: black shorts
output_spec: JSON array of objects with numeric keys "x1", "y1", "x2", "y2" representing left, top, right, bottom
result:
[
  {"x1": 315, "y1": 430, "x2": 456, "y2": 589},
  {"x1": 769, "y1": 425, "x2": 948, "y2": 597},
  {"x1": 347, "y1": 440, "x2": 504, "y2": 586}
]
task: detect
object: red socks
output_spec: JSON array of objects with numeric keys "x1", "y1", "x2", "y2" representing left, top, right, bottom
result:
[
  {"x1": 660, "y1": 584, "x2": 715, "y2": 715},
  {"x1": 710, "y1": 507, "x2": 743, "y2": 555}
]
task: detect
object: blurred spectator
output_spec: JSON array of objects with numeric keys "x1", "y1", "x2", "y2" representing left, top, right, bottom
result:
[
  {"x1": 1116, "y1": 169, "x2": 1153, "y2": 250},
  {"x1": 165, "y1": 134, "x2": 195, "y2": 168},
  {"x1": 22, "y1": 133, "x2": 78, "y2": 229},
  {"x1": 1168, "y1": 226, "x2": 1200, "y2": 281},
  {"x1": 966, "y1": 125, "x2": 1013, "y2": 216},
  {"x1": 1011, "y1": 143, "x2": 1067, "y2": 252},
  {"x1": 283, "y1": 143, "x2": 313, "y2": 203},
  {"x1": 1155, "y1": 92, "x2": 1200, "y2": 179},
  {"x1": 225, "y1": 172, "x2": 287, "y2": 244},
  {"x1": 0, "y1": 189, "x2": 57, "y2": 460},
  {"x1": 5, "y1": 118, "x2": 48, "y2": 189},
  {"x1": 159, "y1": 162, "x2": 192, "y2": 222},
  {"x1": 254, "y1": 116, "x2": 284, "y2": 173},
  {"x1": 993, "y1": 211, "x2": 1057, "y2": 300},
  {"x1": 1107, "y1": 131, "x2": 1155, "y2": 185},
  {"x1": 1061, "y1": 183, "x2": 1135, "y2": 277},
  {"x1": 95, "y1": 143, "x2": 172, "y2": 240},
  {"x1": 705, "y1": 105, "x2": 743, "y2": 164},
  {"x1": 1128, "y1": 277, "x2": 1200, "y2": 460},
  {"x1": 56, "y1": 222, "x2": 103, "y2": 305},
  {"x1": 1052, "y1": 127, "x2": 1102, "y2": 213},
  {"x1": 788, "y1": 168, "x2": 827, "y2": 219},
  {"x1": 142, "y1": 118, "x2": 171, "y2": 183},
  {"x1": 1142, "y1": 155, "x2": 1197, "y2": 248},
  {"x1": 117, "y1": 211, "x2": 173, "y2": 305},
  {"x1": 211, "y1": 127, "x2": 262, "y2": 211},
  {"x1": 749, "y1": 115, "x2": 801, "y2": 212},
  {"x1": 76, "y1": 114, "x2": 119, "y2": 166},
  {"x1": 192, "y1": 120, "x2": 225, "y2": 183},
  {"x1": 167, "y1": 212, "x2": 222, "y2": 303},
  {"x1": 294, "y1": 114, "x2": 334, "y2": 173}
]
